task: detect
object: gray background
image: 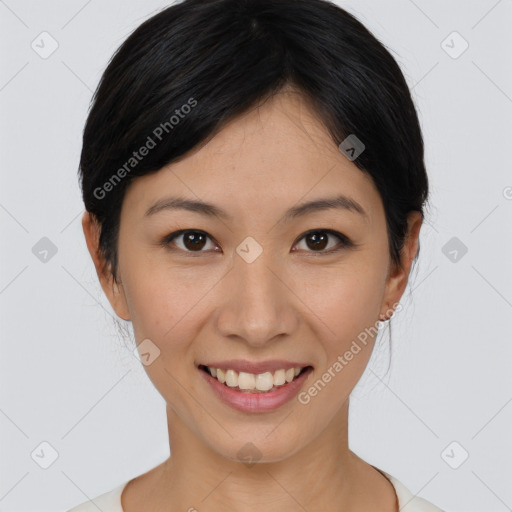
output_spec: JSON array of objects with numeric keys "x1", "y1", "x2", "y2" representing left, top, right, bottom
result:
[{"x1": 1, "y1": 0, "x2": 511, "y2": 510}]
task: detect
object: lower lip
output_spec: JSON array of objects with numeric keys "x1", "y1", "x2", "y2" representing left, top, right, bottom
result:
[{"x1": 198, "y1": 366, "x2": 313, "y2": 413}]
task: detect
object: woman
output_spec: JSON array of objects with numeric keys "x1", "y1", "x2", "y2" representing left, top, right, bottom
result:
[{"x1": 69, "y1": 0, "x2": 444, "y2": 510}]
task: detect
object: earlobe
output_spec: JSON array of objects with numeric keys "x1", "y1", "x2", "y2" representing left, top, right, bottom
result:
[
  {"x1": 81, "y1": 211, "x2": 131, "y2": 321},
  {"x1": 379, "y1": 211, "x2": 423, "y2": 321}
]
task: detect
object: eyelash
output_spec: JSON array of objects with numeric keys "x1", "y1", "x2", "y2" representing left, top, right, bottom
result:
[{"x1": 159, "y1": 229, "x2": 355, "y2": 256}]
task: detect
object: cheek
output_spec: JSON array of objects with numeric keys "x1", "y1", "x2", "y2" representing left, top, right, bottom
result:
[
  {"x1": 297, "y1": 261, "x2": 385, "y2": 348},
  {"x1": 294, "y1": 266, "x2": 385, "y2": 413},
  {"x1": 120, "y1": 255, "x2": 220, "y2": 357},
  {"x1": 123, "y1": 278, "x2": 168, "y2": 335},
  {"x1": 120, "y1": 256, "x2": 187, "y2": 344},
  {"x1": 121, "y1": 268, "x2": 204, "y2": 405}
]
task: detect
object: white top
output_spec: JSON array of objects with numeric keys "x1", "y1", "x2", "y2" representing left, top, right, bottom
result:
[{"x1": 67, "y1": 469, "x2": 445, "y2": 511}]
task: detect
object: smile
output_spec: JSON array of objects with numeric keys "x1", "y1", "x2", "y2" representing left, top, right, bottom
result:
[
  {"x1": 199, "y1": 364, "x2": 310, "y2": 393},
  {"x1": 198, "y1": 364, "x2": 314, "y2": 413}
]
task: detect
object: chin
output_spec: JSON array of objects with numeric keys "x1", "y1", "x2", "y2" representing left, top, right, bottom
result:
[{"x1": 208, "y1": 431, "x2": 306, "y2": 467}]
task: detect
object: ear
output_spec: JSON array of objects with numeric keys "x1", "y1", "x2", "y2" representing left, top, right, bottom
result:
[
  {"x1": 379, "y1": 210, "x2": 423, "y2": 320},
  {"x1": 81, "y1": 211, "x2": 131, "y2": 321}
]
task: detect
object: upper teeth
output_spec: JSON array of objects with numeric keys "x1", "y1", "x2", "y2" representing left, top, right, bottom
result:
[{"x1": 206, "y1": 366, "x2": 304, "y2": 391}]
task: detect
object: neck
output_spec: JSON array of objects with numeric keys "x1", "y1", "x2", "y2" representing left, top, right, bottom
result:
[{"x1": 151, "y1": 399, "x2": 366, "y2": 512}]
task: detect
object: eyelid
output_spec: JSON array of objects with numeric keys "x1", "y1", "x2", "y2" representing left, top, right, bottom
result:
[
  {"x1": 161, "y1": 228, "x2": 354, "y2": 254},
  {"x1": 292, "y1": 229, "x2": 353, "y2": 253}
]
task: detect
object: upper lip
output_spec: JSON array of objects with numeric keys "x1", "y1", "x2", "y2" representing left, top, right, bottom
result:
[{"x1": 199, "y1": 360, "x2": 312, "y2": 374}]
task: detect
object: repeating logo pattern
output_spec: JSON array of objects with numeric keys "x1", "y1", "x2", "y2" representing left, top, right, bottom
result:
[{"x1": 1, "y1": 1, "x2": 510, "y2": 511}]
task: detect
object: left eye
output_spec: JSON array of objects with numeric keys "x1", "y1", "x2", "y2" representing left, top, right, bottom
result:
[
  {"x1": 161, "y1": 229, "x2": 351, "y2": 254},
  {"x1": 293, "y1": 229, "x2": 350, "y2": 253}
]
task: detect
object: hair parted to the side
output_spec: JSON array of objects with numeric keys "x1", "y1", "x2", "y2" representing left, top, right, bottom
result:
[{"x1": 78, "y1": 0, "x2": 429, "y2": 290}]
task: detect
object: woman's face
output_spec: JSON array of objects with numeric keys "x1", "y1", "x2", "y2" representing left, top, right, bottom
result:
[{"x1": 84, "y1": 89, "x2": 420, "y2": 463}]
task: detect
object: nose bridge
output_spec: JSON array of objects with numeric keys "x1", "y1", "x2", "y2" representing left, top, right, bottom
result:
[{"x1": 216, "y1": 245, "x2": 297, "y2": 345}]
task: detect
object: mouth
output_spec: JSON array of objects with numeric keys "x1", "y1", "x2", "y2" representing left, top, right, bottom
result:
[{"x1": 198, "y1": 364, "x2": 313, "y2": 393}]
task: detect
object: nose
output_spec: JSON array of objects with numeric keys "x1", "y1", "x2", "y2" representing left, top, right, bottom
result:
[{"x1": 215, "y1": 249, "x2": 299, "y2": 347}]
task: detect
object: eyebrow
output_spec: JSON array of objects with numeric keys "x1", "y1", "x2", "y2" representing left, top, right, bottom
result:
[{"x1": 144, "y1": 194, "x2": 368, "y2": 222}]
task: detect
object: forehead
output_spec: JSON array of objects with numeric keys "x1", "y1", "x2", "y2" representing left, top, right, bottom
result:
[
  {"x1": 197, "y1": 90, "x2": 341, "y2": 170},
  {"x1": 122, "y1": 90, "x2": 383, "y2": 225}
]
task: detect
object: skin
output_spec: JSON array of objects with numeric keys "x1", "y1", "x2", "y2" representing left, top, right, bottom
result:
[{"x1": 83, "y1": 87, "x2": 422, "y2": 512}]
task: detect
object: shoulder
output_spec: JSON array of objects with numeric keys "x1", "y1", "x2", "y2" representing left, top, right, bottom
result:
[
  {"x1": 380, "y1": 470, "x2": 446, "y2": 512},
  {"x1": 66, "y1": 481, "x2": 128, "y2": 512}
]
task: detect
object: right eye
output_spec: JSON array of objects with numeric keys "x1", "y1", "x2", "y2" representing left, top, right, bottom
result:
[{"x1": 160, "y1": 229, "x2": 220, "y2": 254}]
